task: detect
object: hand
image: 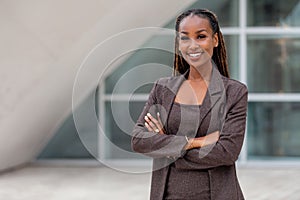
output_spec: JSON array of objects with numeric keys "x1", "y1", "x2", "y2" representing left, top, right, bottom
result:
[
  {"x1": 185, "y1": 131, "x2": 220, "y2": 150},
  {"x1": 144, "y1": 112, "x2": 165, "y2": 134},
  {"x1": 202, "y1": 131, "x2": 220, "y2": 146}
]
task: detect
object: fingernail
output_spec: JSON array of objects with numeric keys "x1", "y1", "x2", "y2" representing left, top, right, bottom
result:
[
  {"x1": 144, "y1": 116, "x2": 148, "y2": 120},
  {"x1": 147, "y1": 113, "x2": 151, "y2": 117},
  {"x1": 157, "y1": 112, "x2": 160, "y2": 116}
]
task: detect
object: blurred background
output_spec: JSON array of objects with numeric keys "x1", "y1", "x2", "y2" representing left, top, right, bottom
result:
[{"x1": 1, "y1": 0, "x2": 300, "y2": 199}]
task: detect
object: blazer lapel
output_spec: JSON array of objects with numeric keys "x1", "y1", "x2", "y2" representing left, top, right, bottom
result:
[
  {"x1": 161, "y1": 71, "x2": 188, "y2": 131},
  {"x1": 199, "y1": 66, "x2": 224, "y2": 124},
  {"x1": 160, "y1": 65, "x2": 225, "y2": 133}
]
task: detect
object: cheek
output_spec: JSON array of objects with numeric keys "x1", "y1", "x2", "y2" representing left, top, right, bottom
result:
[
  {"x1": 208, "y1": 47, "x2": 215, "y2": 57},
  {"x1": 204, "y1": 41, "x2": 215, "y2": 52},
  {"x1": 178, "y1": 41, "x2": 188, "y2": 51}
]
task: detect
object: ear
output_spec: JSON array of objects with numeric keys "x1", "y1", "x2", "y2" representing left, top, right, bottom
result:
[{"x1": 213, "y1": 33, "x2": 219, "y2": 47}]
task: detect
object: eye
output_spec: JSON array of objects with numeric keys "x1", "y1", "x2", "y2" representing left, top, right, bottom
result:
[
  {"x1": 180, "y1": 36, "x2": 189, "y2": 40},
  {"x1": 197, "y1": 34, "x2": 206, "y2": 39}
]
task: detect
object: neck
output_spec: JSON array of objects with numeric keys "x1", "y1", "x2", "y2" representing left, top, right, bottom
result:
[{"x1": 188, "y1": 61, "x2": 212, "y2": 82}]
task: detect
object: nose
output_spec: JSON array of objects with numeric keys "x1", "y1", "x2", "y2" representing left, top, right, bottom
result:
[{"x1": 189, "y1": 39, "x2": 200, "y2": 50}]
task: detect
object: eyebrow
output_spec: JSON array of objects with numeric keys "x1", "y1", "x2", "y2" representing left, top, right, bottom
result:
[{"x1": 180, "y1": 29, "x2": 207, "y2": 34}]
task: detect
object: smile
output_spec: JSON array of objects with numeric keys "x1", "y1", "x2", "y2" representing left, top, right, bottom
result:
[
  {"x1": 189, "y1": 53, "x2": 201, "y2": 57},
  {"x1": 187, "y1": 52, "x2": 203, "y2": 58}
]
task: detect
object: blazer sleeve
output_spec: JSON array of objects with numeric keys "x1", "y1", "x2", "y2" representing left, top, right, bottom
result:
[
  {"x1": 131, "y1": 79, "x2": 188, "y2": 158},
  {"x1": 174, "y1": 85, "x2": 248, "y2": 170}
]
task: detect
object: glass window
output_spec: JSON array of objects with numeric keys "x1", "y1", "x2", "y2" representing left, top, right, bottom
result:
[
  {"x1": 247, "y1": 0, "x2": 300, "y2": 27},
  {"x1": 105, "y1": 35, "x2": 174, "y2": 94},
  {"x1": 104, "y1": 101, "x2": 149, "y2": 159},
  {"x1": 247, "y1": 35, "x2": 300, "y2": 93},
  {"x1": 247, "y1": 102, "x2": 300, "y2": 160},
  {"x1": 224, "y1": 35, "x2": 239, "y2": 80}
]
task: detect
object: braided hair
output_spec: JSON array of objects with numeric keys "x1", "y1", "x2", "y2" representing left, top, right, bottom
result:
[{"x1": 173, "y1": 8, "x2": 229, "y2": 78}]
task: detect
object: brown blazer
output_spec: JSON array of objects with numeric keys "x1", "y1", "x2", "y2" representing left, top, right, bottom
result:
[{"x1": 131, "y1": 66, "x2": 248, "y2": 200}]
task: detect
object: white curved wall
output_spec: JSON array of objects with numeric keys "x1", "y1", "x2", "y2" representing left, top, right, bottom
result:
[{"x1": 0, "y1": 0, "x2": 195, "y2": 171}]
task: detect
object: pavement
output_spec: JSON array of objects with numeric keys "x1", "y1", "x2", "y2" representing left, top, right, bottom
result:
[{"x1": 0, "y1": 164, "x2": 299, "y2": 200}]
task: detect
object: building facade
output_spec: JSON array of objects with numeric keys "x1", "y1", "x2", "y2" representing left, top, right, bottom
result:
[{"x1": 39, "y1": 0, "x2": 300, "y2": 167}]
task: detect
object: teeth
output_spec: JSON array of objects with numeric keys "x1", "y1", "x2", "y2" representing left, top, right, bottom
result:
[{"x1": 189, "y1": 53, "x2": 201, "y2": 57}]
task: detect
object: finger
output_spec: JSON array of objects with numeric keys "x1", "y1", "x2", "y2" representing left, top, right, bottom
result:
[
  {"x1": 144, "y1": 122, "x2": 153, "y2": 132},
  {"x1": 147, "y1": 121, "x2": 160, "y2": 133},
  {"x1": 146, "y1": 113, "x2": 161, "y2": 129},
  {"x1": 146, "y1": 113, "x2": 162, "y2": 134},
  {"x1": 156, "y1": 112, "x2": 165, "y2": 134},
  {"x1": 144, "y1": 115, "x2": 157, "y2": 130},
  {"x1": 156, "y1": 112, "x2": 164, "y2": 128}
]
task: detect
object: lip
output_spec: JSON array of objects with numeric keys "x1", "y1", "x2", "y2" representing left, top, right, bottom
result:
[
  {"x1": 187, "y1": 51, "x2": 203, "y2": 54},
  {"x1": 187, "y1": 52, "x2": 203, "y2": 60},
  {"x1": 188, "y1": 52, "x2": 202, "y2": 56}
]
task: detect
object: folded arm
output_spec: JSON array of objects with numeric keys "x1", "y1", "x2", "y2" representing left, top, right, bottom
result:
[
  {"x1": 131, "y1": 80, "x2": 188, "y2": 158},
  {"x1": 175, "y1": 87, "x2": 248, "y2": 170}
]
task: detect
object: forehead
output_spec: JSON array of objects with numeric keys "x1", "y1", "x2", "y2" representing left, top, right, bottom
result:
[{"x1": 179, "y1": 15, "x2": 212, "y2": 33}]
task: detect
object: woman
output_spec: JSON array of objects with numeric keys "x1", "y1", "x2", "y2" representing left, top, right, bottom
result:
[{"x1": 132, "y1": 9, "x2": 248, "y2": 200}]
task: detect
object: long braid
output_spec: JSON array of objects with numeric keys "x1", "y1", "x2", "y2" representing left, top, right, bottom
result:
[
  {"x1": 173, "y1": 9, "x2": 229, "y2": 78},
  {"x1": 173, "y1": 12, "x2": 191, "y2": 76},
  {"x1": 212, "y1": 30, "x2": 229, "y2": 77}
]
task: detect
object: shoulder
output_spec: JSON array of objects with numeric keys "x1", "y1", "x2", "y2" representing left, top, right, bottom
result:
[
  {"x1": 221, "y1": 76, "x2": 248, "y2": 103},
  {"x1": 156, "y1": 75, "x2": 179, "y2": 85},
  {"x1": 148, "y1": 76, "x2": 173, "y2": 95},
  {"x1": 222, "y1": 76, "x2": 248, "y2": 94},
  {"x1": 154, "y1": 75, "x2": 182, "y2": 89}
]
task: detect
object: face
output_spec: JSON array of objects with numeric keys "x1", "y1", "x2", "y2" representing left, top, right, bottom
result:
[{"x1": 178, "y1": 15, "x2": 218, "y2": 68}]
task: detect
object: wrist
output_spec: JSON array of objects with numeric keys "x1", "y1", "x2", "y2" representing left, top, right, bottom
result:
[
  {"x1": 184, "y1": 137, "x2": 194, "y2": 150},
  {"x1": 194, "y1": 137, "x2": 204, "y2": 147}
]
